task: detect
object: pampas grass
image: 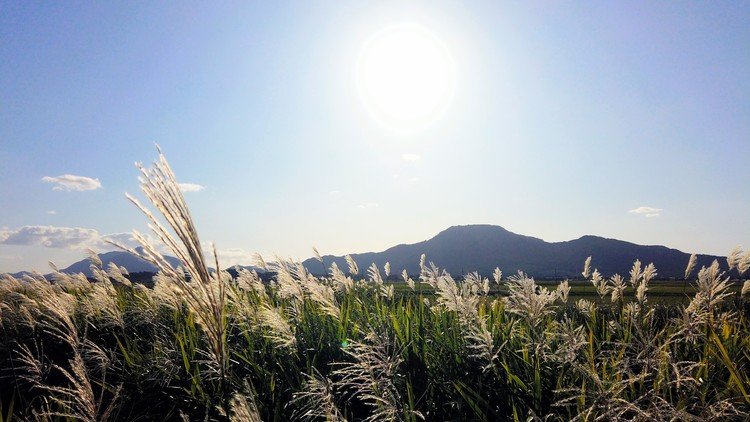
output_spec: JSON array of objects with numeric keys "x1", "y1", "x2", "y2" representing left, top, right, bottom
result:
[{"x1": 1, "y1": 150, "x2": 749, "y2": 421}]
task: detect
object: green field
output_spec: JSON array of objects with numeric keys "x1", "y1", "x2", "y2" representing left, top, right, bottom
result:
[{"x1": 393, "y1": 279, "x2": 744, "y2": 305}]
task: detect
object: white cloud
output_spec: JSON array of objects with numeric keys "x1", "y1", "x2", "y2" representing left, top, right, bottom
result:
[
  {"x1": 99, "y1": 232, "x2": 145, "y2": 249},
  {"x1": 401, "y1": 153, "x2": 421, "y2": 161},
  {"x1": 329, "y1": 190, "x2": 341, "y2": 196},
  {"x1": 0, "y1": 226, "x2": 157, "y2": 251},
  {"x1": 47, "y1": 210, "x2": 57, "y2": 215},
  {"x1": 42, "y1": 174, "x2": 102, "y2": 191},
  {"x1": 357, "y1": 202, "x2": 379, "y2": 209},
  {"x1": 0, "y1": 225, "x2": 101, "y2": 248},
  {"x1": 216, "y1": 248, "x2": 255, "y2": 266},
  {"x1": 629, "y1": 206, "x2": 663, "y2": 217},
  {"x1": 200, "y1": 242, "x2": 255, "y2": 267},
  {"x1": 178, "y1": 183, "x2": 206, "y2": 192}
]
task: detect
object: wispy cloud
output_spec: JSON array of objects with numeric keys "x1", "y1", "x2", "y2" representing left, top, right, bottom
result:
[
  {"x1": 42, "y1": 174, "x2": 101, "y2": 191},
  {"x1": 356, "y1": 202, "x2": 379, "y2": 209},
  {"x1": 628, "y1": 206, "x2": 662, "y2": 218},
  {"x1": 178, "y1": 183, "x2": 206, "y2": 192},
  {"x1": 200, "y1": 243, "x2": 255, "y2": 266},
  {"x1": 401, "y1": 153, "x2": 421, "y2": 161},
  {"x1": 47, "y1": 210, "x2": 57, "y2": 215}
]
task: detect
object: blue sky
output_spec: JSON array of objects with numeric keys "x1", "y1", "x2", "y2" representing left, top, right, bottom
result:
[{"x1": 1, "y1": 1, "x2": 749, "y2": 272}]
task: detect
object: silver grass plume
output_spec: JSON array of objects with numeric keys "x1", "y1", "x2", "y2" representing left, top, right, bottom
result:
[
  {"x1": 504, "y1": 271, "x2": 556, "y2": 325},
  {"x1": 634, "y1": 262, "x2": 657, "y2": 304},
  {"x1": 258, "y1": 304, "x2": 297, "y2": 350},
  {"x1": 590, "y1": 269, "x2": 607, "y2": 299},
  {"x1": 687, "y1": 260, "x2": 732, "y2": 320},
  {"x1": 119, "y1": 148, "x2": 228, "y2": 368},
  {"x1": 292, "y1": 369, "x2": 346, "y2": 421},
  {"x1": 367, "y1": 263, "x2": 384, "y2": 285},
  {"x1": 229, "y1": 391, "x2": 262, "y2": 422},
  {"x1": 330, "y1": 262, "x2": 355, "y2": 293},
  {"x1": 582, "y1": 256, "x2": 592, "y2": 279},
  {"x1": 313, "y1": 246, "x2": 323, "y2": 263},
  {"x1": 300, "y1": 269, "x2": 340, "y2": 319},
  {"x1": 432, "y1": 272, "x2": 479, "y2": 322},
  {"x1": 642, "y1": 262, "x2": 657, "y2": 284},
  {"x1": 739, "y1": 251, "x2": 750, "y2": 276},
  {"x1": 727, "y1": 246, "x2": 743, "y2": 270},
  {"x1": 608, "y1": 274, "x2": 626, "y2": 303},
  {"x1": 685, "y1": 253, "x2": 697, "y2": 280},
  {"x1": 575, "y1": 299, "x2": 596, "y2": 316},
  {"x1": 271, "y1": 259, "x2": 306, "y2": 300},
  {"x1": 21, "y1": 293, "x2": 120, "y2": 422},
  {"x1": 493, "y1": 267, "x2": 502, "y2": 284},
  {"x1": 253, "y1": 252, "x2": 269, "y2": 272},
  {"x1": 332, "y1": 330, "x2": 422, "y2": 422},
  {"x1": 367, "y1": 263, "x2": 391, "y2": 298},
  {"x1": 629, "y1": 260, "x2": 643, "y2": 288},
  {"x1": 548, "y1": 316, "x2": 586, "y2": 364},
  {"x1": 741, "y1": 280, "x2": 750, "y2": 297},
  {"x1": 402, "y1": 270, "x2": 415, "y2": 290},
  {"x1": 556, "y1": 280, "x2": 571, "y2": 303},
  {"x1": 106, "y1": 262, "x2": 131, "y2": 286},
  {"x1": 235, "y1": 267, "x2": 267, "y2": 298},
  {"x1": 465, "y1": 316, "x2": 502, "y2": 372},
  {"x1": 345, "y1": 255, "x2": 359, "y2": 276}
]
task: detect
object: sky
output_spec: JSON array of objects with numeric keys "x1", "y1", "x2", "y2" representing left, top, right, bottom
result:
[{"x1": 1, "y1": 1, "x2": 749, "y2": 273}]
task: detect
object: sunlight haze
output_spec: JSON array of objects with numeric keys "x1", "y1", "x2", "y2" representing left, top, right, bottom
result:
[{"x1": 1, "y1": 1, "x2": 749, "y2": 273}]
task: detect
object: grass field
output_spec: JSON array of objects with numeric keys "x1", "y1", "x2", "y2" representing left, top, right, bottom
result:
[
  {"x1": 394, "y1": 279, "x2": 744, "y2": 305},
  {"x1": 1, "y1": 152, "x2": 749, "y2": 421}
]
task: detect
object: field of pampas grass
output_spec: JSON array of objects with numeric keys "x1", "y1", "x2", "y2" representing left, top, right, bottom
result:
[{"x1": 2, "y1": 152, "x2": 750, "y2": 421}]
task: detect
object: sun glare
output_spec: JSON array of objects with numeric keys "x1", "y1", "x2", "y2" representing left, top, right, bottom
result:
[{"x1": 356, "y1": 23, "x2": 456, "y2": 134}]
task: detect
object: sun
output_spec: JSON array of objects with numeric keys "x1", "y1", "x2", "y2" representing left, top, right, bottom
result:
[{"x1": 356, "y1": 23, "x2": 456, "y2": 134}]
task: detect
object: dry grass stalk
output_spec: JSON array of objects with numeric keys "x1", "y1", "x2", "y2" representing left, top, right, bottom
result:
[{"x1": 116, "y1": 148, "x2": 228, "y2": 371}]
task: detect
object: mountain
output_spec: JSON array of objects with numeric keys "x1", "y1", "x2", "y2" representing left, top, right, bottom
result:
[
  {"x1": 61, "y1": 248, "x2": 182, "y2": 277},
  {"x1": 6, "y1": 270, "x2": 36, "y2": 279},
  {"x1": 2, "y1": 251, "x2": 265, "y2": 280},
  {"x1": 302, "y1": 224, "x2": 727, "y2": 279}
]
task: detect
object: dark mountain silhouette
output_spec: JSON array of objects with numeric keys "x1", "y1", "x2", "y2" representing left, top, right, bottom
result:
[
  {"x1": 7, "y1": 270, "x2": 35, "y2": 279},
  {"x1": 61, "y1": 248, "x2": 182, "y2": 277},
  {"x1": 302, "y1": 224, "x2": 727, "y2": 279},
  {"x1": 2, "y1": 252, "x2": 266, "y2": 280}
]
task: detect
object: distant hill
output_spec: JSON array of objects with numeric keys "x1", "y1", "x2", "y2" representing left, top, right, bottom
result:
[
  {"x1": 302, "y1": 224, "x2": 727, "y2": 279},
  {"x1": 61, "y1": 248, "x2": 182, "y2": 276},
  {"x1": 2, "y1": 251, "x2": 267, "y2": 280},
  {"x1": 6, "y1": 270, "x2": 36, "y2": 279}
]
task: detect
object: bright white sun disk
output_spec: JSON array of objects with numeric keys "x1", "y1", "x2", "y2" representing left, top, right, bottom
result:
[{"x1": 357, "y1": 23, "x2": 456, "y2": 134}]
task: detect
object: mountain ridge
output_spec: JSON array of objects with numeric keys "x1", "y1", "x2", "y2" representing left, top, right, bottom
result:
[
  {"x1": 1, "y1": 225, "x2": 729, "y2": 280},
  {"x1": 302, "y1": 224, "x2": 727, "y2": 279}
]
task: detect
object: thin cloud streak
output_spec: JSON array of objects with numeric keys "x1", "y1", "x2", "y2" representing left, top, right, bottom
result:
[
  {"x1": 42, "y1": 174, "x2": 102, "y2": 191},
  {"x1": 629, "y1": 206, "x2": 663, "y2": 217},
  {"x1": 178, "y1": 183, "x2": 206, "y2": 192}
]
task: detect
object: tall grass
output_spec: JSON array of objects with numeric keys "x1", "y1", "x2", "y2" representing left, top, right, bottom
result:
[{"x1": 1, "y1": 151, "x2": 750, "y2": 421}]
